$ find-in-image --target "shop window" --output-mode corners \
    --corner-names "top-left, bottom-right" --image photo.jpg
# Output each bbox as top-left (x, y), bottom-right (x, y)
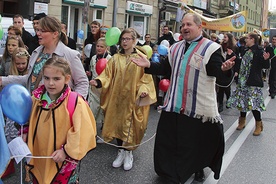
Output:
top-left (61, 6), bottom-right (69, 26)
top-left (133, 16), bottom-right (145, 39)
top-left (93, 9), bottom-right (103, 24)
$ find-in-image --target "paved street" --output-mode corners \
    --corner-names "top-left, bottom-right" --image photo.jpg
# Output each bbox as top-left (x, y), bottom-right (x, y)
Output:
top-left (2, 82), bottom-right (276, 184)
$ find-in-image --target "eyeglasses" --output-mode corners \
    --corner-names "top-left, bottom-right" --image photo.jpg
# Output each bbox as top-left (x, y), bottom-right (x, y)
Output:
top-left (35, 29), bottom-right (51, 33)
top-left (121, 37), bottom-right (133, 42)
top-left (32, 22), bottom-right (39, 25)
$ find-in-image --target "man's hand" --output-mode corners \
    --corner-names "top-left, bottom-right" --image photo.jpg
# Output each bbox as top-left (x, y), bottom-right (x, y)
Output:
top-left (221, 56), bottom-right (236, 71)
top-left (131, 53), bottom-right (151, 68)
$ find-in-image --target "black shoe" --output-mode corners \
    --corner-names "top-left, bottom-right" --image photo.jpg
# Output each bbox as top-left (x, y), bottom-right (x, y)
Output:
top-left (271, 95), bottom-right (275, 99)
top-left (194, 170), bottom-right (205, 182)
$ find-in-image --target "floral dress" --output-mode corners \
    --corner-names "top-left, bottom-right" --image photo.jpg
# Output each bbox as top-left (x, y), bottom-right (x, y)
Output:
top-left (227, 50), bottom-right (266, 112)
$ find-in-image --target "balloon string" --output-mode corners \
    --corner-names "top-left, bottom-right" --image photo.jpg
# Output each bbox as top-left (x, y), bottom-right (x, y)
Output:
top-left (215, 74), bottom-right (236, 88)
top-left (20, 125), bottom-right (23, 184)
top-left (95, 133), bottom-right (156, 149)
top-left (11, 155), bottom-right (78, 165)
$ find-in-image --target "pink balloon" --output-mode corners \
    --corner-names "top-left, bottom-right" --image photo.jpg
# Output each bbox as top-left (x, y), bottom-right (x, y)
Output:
top-left (96, 58), bottom-right (108, 75)
top-left (159, 79), bottom-right (170, 92)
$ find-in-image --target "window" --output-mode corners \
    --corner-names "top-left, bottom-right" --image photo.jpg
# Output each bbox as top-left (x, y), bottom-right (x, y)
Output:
top-left (61, 6), bottom-right (69, 25)
top-left (93, 9), bottom-right (103, 24)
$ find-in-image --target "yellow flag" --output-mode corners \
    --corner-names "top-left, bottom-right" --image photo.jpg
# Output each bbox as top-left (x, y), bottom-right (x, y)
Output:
top-left (183, 4), bottom-right (247, 32)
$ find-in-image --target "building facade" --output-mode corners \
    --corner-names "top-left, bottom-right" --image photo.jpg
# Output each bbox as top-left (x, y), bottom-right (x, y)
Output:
top-left (0, 0), bottom-right (271, 43)
top-left (47, 0), bottom-right (160, 44)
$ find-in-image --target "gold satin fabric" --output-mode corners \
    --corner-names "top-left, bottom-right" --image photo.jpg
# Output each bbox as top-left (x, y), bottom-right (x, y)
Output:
top-left (96, 51), bottom-right (156, 150)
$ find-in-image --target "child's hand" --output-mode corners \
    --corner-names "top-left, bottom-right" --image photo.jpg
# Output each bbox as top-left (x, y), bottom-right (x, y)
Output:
top-left (90, 80), bottom-right (98, 86)
top-left (22, 133), bottom-right (27, 142)
top-left (140, 92), bottom-right (148, 98)
top-left (86, 71), bottom-right (92, 77)
top-left (52, 149), bottom-right (66, 163)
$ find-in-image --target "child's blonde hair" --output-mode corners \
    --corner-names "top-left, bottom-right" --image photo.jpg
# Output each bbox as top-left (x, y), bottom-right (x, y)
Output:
top-left (10, 47), bottom-right (30, 75)
top-left (42, 56), bottom-right (72, 77)
top-left (97, 37), bottom-right (108, 48)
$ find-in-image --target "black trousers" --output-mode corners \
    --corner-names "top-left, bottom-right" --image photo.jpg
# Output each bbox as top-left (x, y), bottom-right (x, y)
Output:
top-left (217, 86), bottom-right (231, 105)
top-left (269, 67), bottom-right (276, 96)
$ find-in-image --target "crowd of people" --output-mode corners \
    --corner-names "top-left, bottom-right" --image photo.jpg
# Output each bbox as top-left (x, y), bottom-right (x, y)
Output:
top-left (0, 12), bottom-right (275, 184)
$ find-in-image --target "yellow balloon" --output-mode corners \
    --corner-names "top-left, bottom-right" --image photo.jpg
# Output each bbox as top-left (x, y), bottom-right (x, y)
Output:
top-left (142, 45), bottom-right (153, 59)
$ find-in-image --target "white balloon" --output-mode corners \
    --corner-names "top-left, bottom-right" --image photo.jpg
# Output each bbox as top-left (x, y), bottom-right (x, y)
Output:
top-left (160, 40), bottom-right (170, 48)
top-left (173, 33), bottom-right (181, 41)
top-left (84, 44), bottom-right (92, 58)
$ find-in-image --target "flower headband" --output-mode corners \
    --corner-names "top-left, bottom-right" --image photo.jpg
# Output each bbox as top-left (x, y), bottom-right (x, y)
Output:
top-left (16, 51), bottom-right (30, 57)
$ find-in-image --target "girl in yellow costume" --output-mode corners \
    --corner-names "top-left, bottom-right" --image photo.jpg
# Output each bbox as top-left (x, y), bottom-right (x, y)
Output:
top-left (26, 57), bottom-right (96, 183)
top-left (90, 28), bottom-right (156, 171)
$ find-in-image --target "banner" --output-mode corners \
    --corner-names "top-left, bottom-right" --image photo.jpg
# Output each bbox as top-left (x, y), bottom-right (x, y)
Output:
top-left (181, 3), bottom-right (247, 32)
top-left (262, 28), bottom-right (269, 38)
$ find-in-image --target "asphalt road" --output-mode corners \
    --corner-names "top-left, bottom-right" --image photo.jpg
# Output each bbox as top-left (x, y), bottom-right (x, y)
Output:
top-left (2, 82), bottom-right (276, 184)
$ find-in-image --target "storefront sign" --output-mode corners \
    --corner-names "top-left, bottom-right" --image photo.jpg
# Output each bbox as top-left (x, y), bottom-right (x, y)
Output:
top-left (34, 2), bottom-right (48, 14)
top-left (63, 0), bottom-right (107, 8)
top-left (126, 1), bottom-right (153, 15)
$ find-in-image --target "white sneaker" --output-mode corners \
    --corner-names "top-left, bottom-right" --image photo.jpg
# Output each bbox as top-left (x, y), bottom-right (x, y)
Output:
top-left (112, 149), bottom-right (125, 168)
top-left (123, 150), bottom-right (133, 171)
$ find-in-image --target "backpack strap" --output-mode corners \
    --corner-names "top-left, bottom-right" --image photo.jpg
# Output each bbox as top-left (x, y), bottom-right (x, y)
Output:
top-left (67, 91), bottom-right (78, 126)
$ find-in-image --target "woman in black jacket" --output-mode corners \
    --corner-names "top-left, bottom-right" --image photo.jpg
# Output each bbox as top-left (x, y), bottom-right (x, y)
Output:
top-left (217, 32), bottom-right (239, 112)
top-left (227, 32), bottom-right (270, 136)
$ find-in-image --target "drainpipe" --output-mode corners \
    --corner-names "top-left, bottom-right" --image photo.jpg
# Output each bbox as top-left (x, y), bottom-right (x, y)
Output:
top-left (112, 0), bottom-right (118, 27)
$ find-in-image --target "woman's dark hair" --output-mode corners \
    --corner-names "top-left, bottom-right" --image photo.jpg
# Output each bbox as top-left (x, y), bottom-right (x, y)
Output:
top-left (248, 32), bottom-right (261, 45)
top-left (221, 33), bottom-right (237, 52)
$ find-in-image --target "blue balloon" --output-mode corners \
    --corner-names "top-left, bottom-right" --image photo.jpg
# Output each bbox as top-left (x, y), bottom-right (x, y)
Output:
top-left (77, 30), bottom-right (84, 39)
top-left (0, 84), bottom-right (32, 125)
top-left (157, 45), bottom-right (168, 56)
top-left (151, 53), bottom-right (160, 62)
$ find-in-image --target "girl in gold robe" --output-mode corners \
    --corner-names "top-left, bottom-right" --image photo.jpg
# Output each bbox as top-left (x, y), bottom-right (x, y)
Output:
top-left (26, 57), bottom-right (97, 183)
top-left (90, 28), bottom-right (156, 171)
